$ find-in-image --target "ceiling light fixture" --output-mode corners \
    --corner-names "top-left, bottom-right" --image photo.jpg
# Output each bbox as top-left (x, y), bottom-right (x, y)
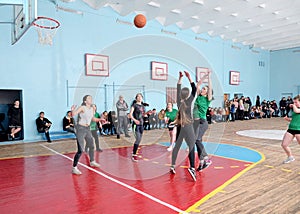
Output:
top-left (214, 7), bottom-right (221, 12)
top-left (191, 15), bottom-right (199, 20)
top-left (171, 9), bottom-right (181, 14)
top-left (258, 4), bottom-right (266, 8)
top-left (193, 0), bottom-right (204, 5)
top-left (148, 1), bottom-right (160, 8)
top-left (231, 13), bottom-right (238, 17)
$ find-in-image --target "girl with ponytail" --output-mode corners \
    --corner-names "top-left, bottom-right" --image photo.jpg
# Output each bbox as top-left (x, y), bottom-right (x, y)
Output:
top-left (170, 71), bottom-right (197, 181)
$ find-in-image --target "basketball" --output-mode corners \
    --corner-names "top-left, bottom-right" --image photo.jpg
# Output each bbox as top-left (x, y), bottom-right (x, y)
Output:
top-left (134, 14), bottom-right (146, 28)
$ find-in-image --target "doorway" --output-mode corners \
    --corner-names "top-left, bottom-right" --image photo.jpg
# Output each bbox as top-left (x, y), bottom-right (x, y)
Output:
top-left (0, 89), bottom-right (23, 141)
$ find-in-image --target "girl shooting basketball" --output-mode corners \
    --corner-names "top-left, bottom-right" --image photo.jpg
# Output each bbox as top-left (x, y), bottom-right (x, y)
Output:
top-left (170, 71), bottom-right (197, 181)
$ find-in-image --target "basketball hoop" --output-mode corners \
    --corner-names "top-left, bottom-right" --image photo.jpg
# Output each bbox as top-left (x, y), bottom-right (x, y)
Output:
top-left (32, 16), bottom-right (60, 45)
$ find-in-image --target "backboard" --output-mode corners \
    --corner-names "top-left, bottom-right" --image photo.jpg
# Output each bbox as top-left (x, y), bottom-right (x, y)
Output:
top-left (13, 0), bottom-right (37, 44)
top-left (0, 0), bottom-right (37, 44)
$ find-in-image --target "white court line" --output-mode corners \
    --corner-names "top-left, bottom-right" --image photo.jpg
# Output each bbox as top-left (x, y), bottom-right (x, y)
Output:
top-left (40, 144), bottom-right (187, 214)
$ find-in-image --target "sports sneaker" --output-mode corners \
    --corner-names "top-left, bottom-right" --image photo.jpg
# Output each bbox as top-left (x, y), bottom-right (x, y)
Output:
top-left (283, 156), bottom-right (295, 164)
top-left (187, 168), bottom-right (197, 181)
top-left (167, 146), bottom-right (173, 152)
top-left (170, 166), bottom-right (176, 174)
top-left (132, 154), bottom-right (138, 162)
top-left (90, 161), bottom-right (100, 167)
top-left (72, 167), bottom-right (82, 175)
top-left (197, 159), bottom-right (212, 171)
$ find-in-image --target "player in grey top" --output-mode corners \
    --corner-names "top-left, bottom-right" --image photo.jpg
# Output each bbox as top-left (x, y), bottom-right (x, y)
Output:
top-left (71, 95), bottom-right (102, 175)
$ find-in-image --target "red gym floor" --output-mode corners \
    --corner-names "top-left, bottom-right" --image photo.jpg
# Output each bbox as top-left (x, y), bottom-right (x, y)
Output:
top-left (0, 144), bottom-right (258, 213)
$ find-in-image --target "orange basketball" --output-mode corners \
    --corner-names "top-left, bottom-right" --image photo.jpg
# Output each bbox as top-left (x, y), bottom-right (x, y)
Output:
top-left (134, 14), bottom-right (146, 28)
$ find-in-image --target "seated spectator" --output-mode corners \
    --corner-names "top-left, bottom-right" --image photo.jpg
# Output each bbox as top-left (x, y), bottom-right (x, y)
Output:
top-left (270, 100), bottom-right (279, 117)
top-left (149, 108), bottom-right (158, 129)
top-left (108, 111), bottom-right (117, 135)
top-left (206, 107), bottom-right (213, 124)
top-left (249, 107), bottom-right (255, 119)
top-left (253, 106), bottom-right (263, 119)
top-left (215, 107), bottom-right (223, 122)
top-left (99, 111), bottom-right (110, 135)
top-left (63, 111), bottom-right (75, 133)
top-left (158, 109), bottom-right (166, 129)
top-left (36, 111), bottom-right (52, 142)
top-left (143, 113), bottom-right (150, 130)
top-left (8, 99), bottom-right (23, 140)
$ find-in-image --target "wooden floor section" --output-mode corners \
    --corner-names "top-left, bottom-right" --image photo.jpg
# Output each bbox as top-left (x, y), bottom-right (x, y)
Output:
top-left (1, 117), bottom-right (300, 213)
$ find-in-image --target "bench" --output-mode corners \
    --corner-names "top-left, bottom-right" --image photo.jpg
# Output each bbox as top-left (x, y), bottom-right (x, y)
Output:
top-left (41, 131), bottom-right (75, 141)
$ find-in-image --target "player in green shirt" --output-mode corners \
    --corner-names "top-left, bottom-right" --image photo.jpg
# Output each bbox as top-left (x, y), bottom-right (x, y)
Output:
top-left (193, 70), bottom-right (213, 171)
top-left (85, 104), bottom-right (103, 152)
top-left (281, 94), bottom-right (300, 164)
top-left (165, 102), bottom-right (178, 151)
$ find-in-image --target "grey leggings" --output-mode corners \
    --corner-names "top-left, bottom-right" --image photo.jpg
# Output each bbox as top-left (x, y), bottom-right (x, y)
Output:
top-left (193, 118), bottom-right (208, 160)
top-left (73, 125), bottom-right (95, 167)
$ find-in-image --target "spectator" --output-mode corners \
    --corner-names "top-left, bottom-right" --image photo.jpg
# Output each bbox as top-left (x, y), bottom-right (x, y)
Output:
top-left (8, 99), bottom-right (22, 140)
top-left (99, 111), bottom-right (110, 135)
top-left (116, 95), bottom-right (130, 138)
top-left (63, 111), bottom-right (75, 133)
top-left (286, 96), bottom-right (293, 117)
top-left (279, 97), bottom-right (287, 117)
top-left (36, 111), bottom-right (52, 143)
top-left (149, 108), bottom-right (158, 129)
top-left (158, 109), bottom-right (166, 129)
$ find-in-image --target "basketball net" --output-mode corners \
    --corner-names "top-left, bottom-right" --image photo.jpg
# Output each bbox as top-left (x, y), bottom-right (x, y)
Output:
top-left (33, 17), bottom-right (60, 46)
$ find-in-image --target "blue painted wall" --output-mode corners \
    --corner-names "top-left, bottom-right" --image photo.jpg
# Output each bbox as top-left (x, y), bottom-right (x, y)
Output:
top-left (270, 48), bottom-right (300, 101)
top-left (0, 1), bottom-right (296, 142)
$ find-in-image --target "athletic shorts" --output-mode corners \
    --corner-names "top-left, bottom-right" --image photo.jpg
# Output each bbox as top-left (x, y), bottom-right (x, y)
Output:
top-left (287, 129), bottom-right (300, 135)
top-left (168, 124), bottom-right (176, 131)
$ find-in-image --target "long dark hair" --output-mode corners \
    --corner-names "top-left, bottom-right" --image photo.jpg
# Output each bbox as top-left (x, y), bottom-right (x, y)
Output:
top-left (175, 87), bottom-right (192, 126)
top-left (81, 95), bottom-right (90, 106)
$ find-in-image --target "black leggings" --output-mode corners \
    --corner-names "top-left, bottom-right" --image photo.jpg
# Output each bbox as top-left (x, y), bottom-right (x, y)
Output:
top-left (132, 124), bottom-right (144, 154)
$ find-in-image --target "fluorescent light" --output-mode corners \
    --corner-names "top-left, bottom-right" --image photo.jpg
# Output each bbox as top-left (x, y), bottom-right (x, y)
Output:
top-left (214, 7), bottom-right (221, 12)
top-left (193, 0), bottom-right (204, 5)
top-left (148, 1), bottom-right (160, 8)
top-left (171, 9), bottom-right (181, 14)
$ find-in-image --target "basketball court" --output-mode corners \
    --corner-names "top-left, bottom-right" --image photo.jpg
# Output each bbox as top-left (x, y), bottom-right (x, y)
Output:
top-left (1, 139), bottom-right (263, 214)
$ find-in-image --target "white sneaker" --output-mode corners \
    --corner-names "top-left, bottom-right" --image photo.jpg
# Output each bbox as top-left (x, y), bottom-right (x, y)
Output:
top-left (90, 161), bottom-right (100, 167)
top-left (167, 143), bottom-right (174, 151)
top-left (72, 167), bottom-right (82, 175)
top-left (283, 156), bottom-right (295, 164)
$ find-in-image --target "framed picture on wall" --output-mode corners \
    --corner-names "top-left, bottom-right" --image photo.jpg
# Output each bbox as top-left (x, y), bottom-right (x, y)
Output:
top-left (196, 67), bottom-right (209, 83)
top-left (230, 71), bottom-right (240, 85)
top-left (151, 61), bottom-right (168, 81)
top-left (85, 54), bottom-right (109, 76)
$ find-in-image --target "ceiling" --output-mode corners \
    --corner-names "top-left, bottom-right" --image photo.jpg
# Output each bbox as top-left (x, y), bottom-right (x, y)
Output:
top-left (70, 0), bottom-right (300, 51)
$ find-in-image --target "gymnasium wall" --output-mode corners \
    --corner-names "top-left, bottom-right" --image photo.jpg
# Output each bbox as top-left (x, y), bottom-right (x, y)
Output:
top-left (270, 48), bottom-right (300, 101)
top-left (0, 1), bottom-right (296, 142)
